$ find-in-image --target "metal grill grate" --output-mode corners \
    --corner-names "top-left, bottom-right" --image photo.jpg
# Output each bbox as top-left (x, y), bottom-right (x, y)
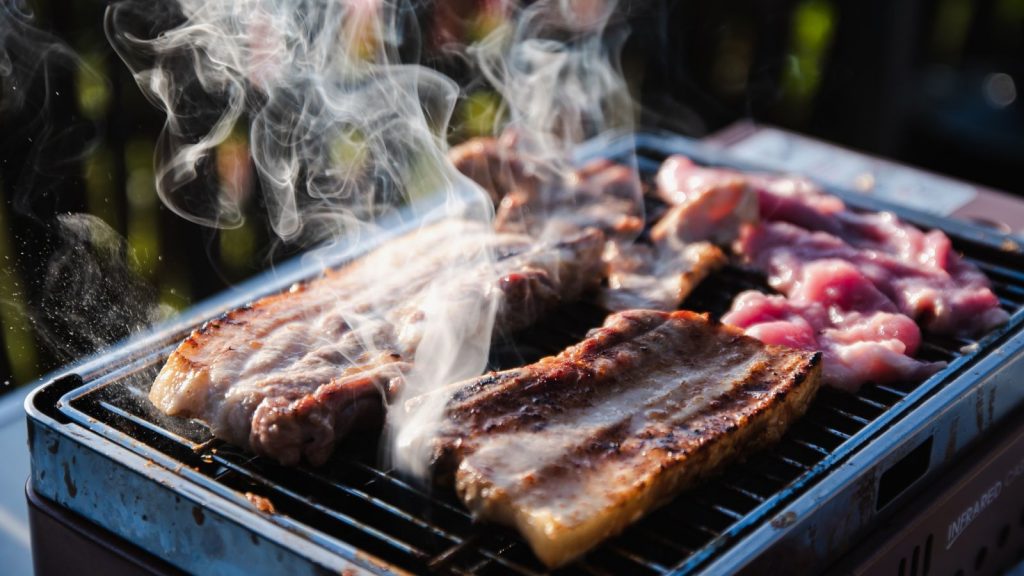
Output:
top-left (60, 145), bottom-right (1024, 575)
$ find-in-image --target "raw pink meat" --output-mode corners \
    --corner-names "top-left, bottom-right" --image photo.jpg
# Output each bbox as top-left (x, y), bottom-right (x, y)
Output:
top-left (658, 154), bottom-right (1008, 390)
top-left (738, 222), bottom-right (1008, 336)
top-left (656, 154), bottom-right (1008, 337)
top-left (722, 261), bottom-right (944, 391)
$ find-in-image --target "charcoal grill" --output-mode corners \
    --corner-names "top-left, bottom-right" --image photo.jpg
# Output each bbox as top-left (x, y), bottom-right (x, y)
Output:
top-left (24, 133), bottom-right (1024, 575)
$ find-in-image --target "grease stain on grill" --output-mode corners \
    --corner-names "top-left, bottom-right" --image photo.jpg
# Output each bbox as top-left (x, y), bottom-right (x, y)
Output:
top-left (945, 416), bottom-right (960, 460)
top-left (246, 492), bottom-right (277, 514)
top-left (770, 511), bottom-right (797, 529)
top-left (976, 391), bottom-right (987, 432)
top-left (62, 462), bottom-right (77, 498)
top-left (192, 506), bottom-right (205, 526)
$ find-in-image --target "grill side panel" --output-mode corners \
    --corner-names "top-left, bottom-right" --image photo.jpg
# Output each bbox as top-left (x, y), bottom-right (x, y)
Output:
top-left (26, 392), bottom-right (382, 576)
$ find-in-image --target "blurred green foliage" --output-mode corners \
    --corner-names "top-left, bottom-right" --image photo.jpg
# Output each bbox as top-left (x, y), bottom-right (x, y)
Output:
top-left (0, 193), bottom-right (38, 387)
top-left (4, 0), bottom-right (1022, 391)
top-left (781, 0), bottom-right (836, 119)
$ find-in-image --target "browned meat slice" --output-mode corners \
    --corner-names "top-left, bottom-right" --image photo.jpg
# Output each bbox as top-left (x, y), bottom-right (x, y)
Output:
top-left (597, 158), bottom-right (737, 311)
top-left (653, 155), bottom-right (758, 246)
top-left (600, 240), bottom-right (725, 311)
top-left (449, 138), bottom-right (643, 241)
top-left (492, 158), bottom-right (644, 241)
top-left (449, 142), bottom-right (723, 312)
top-left (430, 310), bottom-right (822, 567)
top-left (448, 136), bottom-right (536, 205)
top-left (150, 220), bottom-right (604, 466)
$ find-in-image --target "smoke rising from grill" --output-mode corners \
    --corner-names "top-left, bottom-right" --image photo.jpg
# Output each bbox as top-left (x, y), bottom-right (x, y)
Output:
top-left (474, 0), bottom-right (635, 184)
top-left (105, 0), bottom-right (487, 244)
top-left (104, 0), bottom-right (638, 477)
top-left (2, 3), bottom-right (169, 377)
top-left (391, 0), bottom-right (640, 477)
top-left (106, 0), bottom-right (500, 474)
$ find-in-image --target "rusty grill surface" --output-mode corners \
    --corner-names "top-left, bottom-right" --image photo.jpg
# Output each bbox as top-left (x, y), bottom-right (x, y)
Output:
top-left (51, 139), bottom-right (1024, 575)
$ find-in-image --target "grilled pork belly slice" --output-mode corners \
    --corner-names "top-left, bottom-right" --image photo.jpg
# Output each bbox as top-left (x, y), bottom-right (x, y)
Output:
top-left (600, 240), bottom-right (725, 311)
top-left (151, 220), bottom-right (604, 466)
top-left (653, 155), bottom-right (758, 246)
top-left (494, 158), bottom-right (644, 241)
top-left (449, 137), bottom-right (644, 241)
top-left (431, 309), bottom-right (822, 567)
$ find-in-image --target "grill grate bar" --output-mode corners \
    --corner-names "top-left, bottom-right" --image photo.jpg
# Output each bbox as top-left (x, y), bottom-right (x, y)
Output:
top-left (685, 521), bottom-right (725, 540)
top-left (721, 483), bottom-right (768, 504)
top-left (708, 504), bottom-right (746, 521)
top-left (849, 395), bottom-right (894, 413)
top-left (966, 258), bottom-right (1024, 283)
top-left (992, 283), bottom-right (1024, 301)
top-left (461, 544), bottom-right (546, 576)
top-left (826, 406), bottom-right (873, 426)
top-left (789, 438), bottom-right (833, 457)
top-left (739, 466), bottom-right (790, 488)
top-left (326, 462), bottom-right (563, 574)
top-left (210, 455), bottom-right (437, 560)
top-left (291, 468), bottom-right (466, 544)
top-left (346, 461), bottom-right (474, 519)
top-left (869, 383), bottom-right (910, 398)
top-left (998, 296), bottom-right (1020, 309)
top-left (690, 495), bottom-right (747, 522)
top-left (810, 422), bottom-right (852, 440)
top-left (917, 342), bottom-right (959, 360)
top-left (96, 399), bottom-right (200, 448)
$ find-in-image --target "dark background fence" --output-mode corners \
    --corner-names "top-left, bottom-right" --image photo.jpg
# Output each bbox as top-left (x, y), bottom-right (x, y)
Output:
top-left (1, 0), bottom-right (1022, 391)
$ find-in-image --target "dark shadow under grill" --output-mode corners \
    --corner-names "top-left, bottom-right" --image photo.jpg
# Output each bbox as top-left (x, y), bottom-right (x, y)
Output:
top-left (62, 145), bottom-right (1024, 575)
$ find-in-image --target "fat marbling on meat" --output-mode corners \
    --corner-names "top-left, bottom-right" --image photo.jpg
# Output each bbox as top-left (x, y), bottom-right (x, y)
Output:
top-left (150, 219), bottom-right (605, 466)
top-left (429, 309), bottom-right (822, 567)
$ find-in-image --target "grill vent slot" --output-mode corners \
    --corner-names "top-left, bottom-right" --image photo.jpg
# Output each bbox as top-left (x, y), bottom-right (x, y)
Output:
top-left (877, 437), bottom-right (934, 511)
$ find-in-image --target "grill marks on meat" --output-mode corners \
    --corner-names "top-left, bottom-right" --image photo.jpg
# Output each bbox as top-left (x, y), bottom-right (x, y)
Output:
top-left (431, 310), bottom-right (822, 568)
top-left (150, 220), bottom-right (604, 466)
top-left (451, 138), bottom-right (725, 314)
top-left (657, 155), bottom-right (1008, 390)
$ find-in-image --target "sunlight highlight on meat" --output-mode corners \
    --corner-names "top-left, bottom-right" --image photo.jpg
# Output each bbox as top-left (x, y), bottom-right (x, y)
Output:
top-left (429, 310), bottom-right (821, 567)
